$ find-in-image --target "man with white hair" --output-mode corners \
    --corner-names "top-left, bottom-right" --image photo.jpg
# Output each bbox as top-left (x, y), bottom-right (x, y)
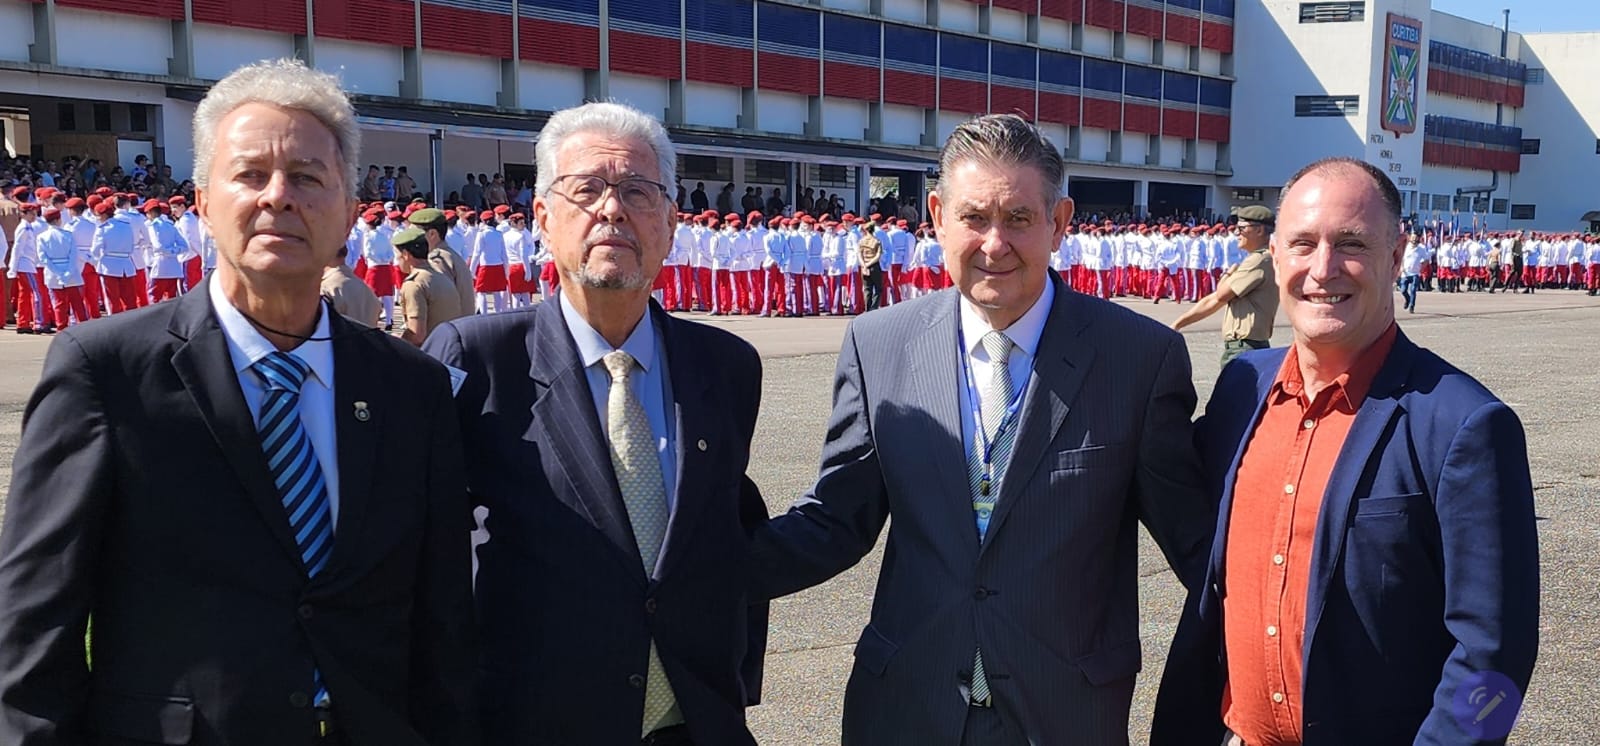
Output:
top-left (0, 59), bottom-right (477, 746)
top-left (423, 101), bottom-right (769, 746)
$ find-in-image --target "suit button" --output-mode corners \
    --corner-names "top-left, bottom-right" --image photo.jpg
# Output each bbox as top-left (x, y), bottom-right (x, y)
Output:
top-left (298, 604), bottom-right (314, 620)
top-left (974, 587), bottom-right (989, 600)
top-left (289, 691), bottom-right (310, 708)
top-left (644, 598), bottom-right (658, 614)
top-left (628, 674), bottom-right (645, 689)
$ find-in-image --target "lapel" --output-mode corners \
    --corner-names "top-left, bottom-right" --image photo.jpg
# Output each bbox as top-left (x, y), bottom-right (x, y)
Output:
top-left (323, 312), bottom-right (383, 583)
top-left (1302, 331), bottom-right (1415, 662)
top-left (1208, 350), bottom-right (1288, 586)
top-left (653, 304), bottom-right (716, 581)
top-left (904, 290), bottom-right (983, 554)
top-left (521, 299), bottom-right (644, 581)
top-left (166, 290), bottom-right (307, 571)
top-left (982, 277), bottom-right (1093, 552)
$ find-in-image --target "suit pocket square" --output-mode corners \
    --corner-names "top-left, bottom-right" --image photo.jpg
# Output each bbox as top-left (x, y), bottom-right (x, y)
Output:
top-left (1053, 444), bottom-right (1117, 472)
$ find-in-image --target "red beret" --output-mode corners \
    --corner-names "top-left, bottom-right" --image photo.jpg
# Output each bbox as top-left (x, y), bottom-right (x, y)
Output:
top-left (869, 213), bottom-right (882, 221)
top-left (362, 209), bottom-right (382, 222)
top-left (386, 210), bottom-right (403, 221)
top-left (93, 201), bottom-right (116, 217)
top-left (724, 212), bottom-right (740, 222)
top-left (9, 186), bottom-right (29, 201)
top-left (42, 207), bottom-right (61, 221)
top-left (493, 204), bottom-right (511, 215)
top-left (141, 199), bottom-right (166, 214)
top-left (767, 217), bottom-right (782, 228)
top-left (94, 187), bottom-right (115, 197)
top-left (168, 195), bottom-right (187, 205)
top-left (800, 215), bottom-right (815, 224)
top-left (64, 197), bottom-right (86, 209)
top-left (747, 210), bottom-right (763, 220)
top-left (896, 219), bottom-right (908, 228)
top-left (479, 210), bottom-right (494, 221)
top-left (509, 212), bottom-right (526, 221)
top-left (457, 205), bottom-right (473, 214)
top-left (35, 187), bottom-right (56, 200)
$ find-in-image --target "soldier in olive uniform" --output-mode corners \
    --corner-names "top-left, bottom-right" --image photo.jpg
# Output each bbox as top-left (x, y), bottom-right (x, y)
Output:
top-left (1172, 204), bottom-right (1280, 367)
top-left (393, 226), bottom-right (463, 347)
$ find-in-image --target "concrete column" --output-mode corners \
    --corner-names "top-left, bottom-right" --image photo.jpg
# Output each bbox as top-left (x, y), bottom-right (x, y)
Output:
top-left (731, 156), bottom-right (746, 204)
top-left (978, 4), bottom-right (991, 36)
top-left (499, 0), bottom-right (521, 108)
top-left (591, 0), bottom-right (611, 101)
top-left (1134, 179), bottom-right (1148, 219)
top-left (401, 0), bottom-right (422, 99)
top-left (867, 101), bottom-right (883, 141)
top-left (924, 0), bottom-right (938, 25)
top-left (294, 0), bottom-right (315, 66)
top-left (430, 130), bottom-right (445, 205)
top-left (30, 0), bottom-right (56, 65)
top-left (168, 0), bottom-right (195, 78)
top-left (856, 164), bottom-right (872, 216)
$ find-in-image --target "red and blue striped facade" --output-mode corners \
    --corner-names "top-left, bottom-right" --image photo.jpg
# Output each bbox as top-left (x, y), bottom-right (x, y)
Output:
top-left (64, 0), bottom-right (1232, 147)
top-left (1427, 41), bottom-right (1526, 108)
top-left (1422, 115), bottom-right (1522, 173)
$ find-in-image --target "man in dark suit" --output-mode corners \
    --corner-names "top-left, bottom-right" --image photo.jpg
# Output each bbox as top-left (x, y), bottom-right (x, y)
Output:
top-left (1152, 158), bottom-right (1539, 746)
top-left (423, 101), bottom-right (768, 746)
top-left (0, 59), bottom-right (476, 746)
top-left (748, 114), bottom-right (1214, 745)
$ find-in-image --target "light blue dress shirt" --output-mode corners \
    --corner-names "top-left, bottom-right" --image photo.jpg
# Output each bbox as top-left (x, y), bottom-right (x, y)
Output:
top-left (560, 294), bottom-right (680, 513)
top-left (210, 272), bottom-right (341, 526)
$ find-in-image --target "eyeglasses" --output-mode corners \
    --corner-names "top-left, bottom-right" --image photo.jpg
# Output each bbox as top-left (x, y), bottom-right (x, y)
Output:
top-left (547, 174), bottom-right (668, 211)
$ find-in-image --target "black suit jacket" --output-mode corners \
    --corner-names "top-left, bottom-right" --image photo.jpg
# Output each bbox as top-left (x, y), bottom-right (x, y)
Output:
top-left (423, 299), bottom-right (768, 746)
top-left (0, 290), bottom-right (477, 746)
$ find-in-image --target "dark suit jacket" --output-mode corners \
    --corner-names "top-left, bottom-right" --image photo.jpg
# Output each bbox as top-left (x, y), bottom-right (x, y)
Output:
top-left (0, 290), bottom-right (477, 746)
top-left (422, 298), bottom-right (768, 746)
top-left (749, 276), bottom-right (1214, 745)
top-left (1152, 330), bottom-right (1540, 745)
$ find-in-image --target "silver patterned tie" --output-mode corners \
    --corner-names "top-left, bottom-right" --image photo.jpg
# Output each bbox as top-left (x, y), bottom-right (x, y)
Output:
top-left (601, 350), bottom-right (683, 735)
top-left (968, 330), bottom-right (1016, 706)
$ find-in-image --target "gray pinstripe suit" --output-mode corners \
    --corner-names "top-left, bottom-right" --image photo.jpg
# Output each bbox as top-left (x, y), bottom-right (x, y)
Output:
top-left (750, 274), bottom-right (1215, 745)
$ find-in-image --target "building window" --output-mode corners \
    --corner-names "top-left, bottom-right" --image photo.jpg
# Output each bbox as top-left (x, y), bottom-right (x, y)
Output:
top-left (1520, 138), bottom-right (1541, 155)
top-left (93, 103), bottom-right (112, 132)
top-left (817, 164), bottom-right (849, 182)
top-left (130, 105), bottom-right (149, 133)
top-left (1294, 95), bottom-right (1360, 117)
top-left (1492, 198), bottom-right (1509, 214)
top-left (1431, 194), bottom-right (1451, 211)
top-left (1453, 195), bottom-right (1472, 212)
top-left (1525, 68), bottom-right (1545, 84)
top-left (678, 155), bottom-right (729, 182)
top-left (749, 159), bottom-right (789, 182)
top-left (1510, 204), bottom-right (1536, 220)
top-left (1299, 2), bottom-right (1365, 23)
top-left (57, 102), bottom-right (76, 131)
top-left (1472, 196), bottom-right (1490, 213)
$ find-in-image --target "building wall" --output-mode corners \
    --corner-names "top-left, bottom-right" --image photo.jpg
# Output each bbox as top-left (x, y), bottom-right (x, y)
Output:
top-left (1512, 32), bottom-right (1600, 229)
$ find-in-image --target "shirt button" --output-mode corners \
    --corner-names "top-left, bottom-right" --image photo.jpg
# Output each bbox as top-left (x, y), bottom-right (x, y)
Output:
top-left (1303, 418), bottom-right (1315, 429)
top-left (1283, 484), bottom-right (1295, 495)
top-left (1273, 554), bottom-right (1285, 565)
top-left (644, 598), bottom-right (657, 614)
top-left (1267, 625), bottom-right (1278, 637)
top-left (297, 604), bottom-right (314, 620)
top-left (1272, 692), bottom-right (1285, 704)
top-left (289, 691), bottom-right (310, 708)
top-left (628, 674), bottom-right (645, 689)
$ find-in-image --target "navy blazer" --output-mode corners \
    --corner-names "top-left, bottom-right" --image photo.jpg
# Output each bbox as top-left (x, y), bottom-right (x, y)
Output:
top-left (1152, 329), bottom-right (1540, 745)
top-left (423, 299), bottom-right (768, 746)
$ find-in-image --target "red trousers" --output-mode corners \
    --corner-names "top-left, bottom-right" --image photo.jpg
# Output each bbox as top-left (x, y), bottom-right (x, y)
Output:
top-left (14, 270), bottom-right (49, 330)
top-left (711, 269), bottom-right (733, 314)
top-left (50, 285), bottom-right (90, 328)
top-left (694, 267), bottom-right (712, 310)
top-left (1588, 263), bottom-right (1600, 290)
top-left (741, 269), bottom-right (762, 313)
top-left (100, 275), bottom-right (142, 314)
top-left (184, 256), bottom-right (203, 291)
top-left (887, 264), bottom-right (903, 305)
top-left (151, 278), bottom-right (182, 303)
top-left (134, 269), bottom-right (149, 307)
top-left (731, 269), bottom-right (752, 313)
top-left (763, 266), bottom-right (785, 315)
top-left (80, 264), bottom-right (103, 319)
top-left (1152, 269), bottom-right (1179, 300)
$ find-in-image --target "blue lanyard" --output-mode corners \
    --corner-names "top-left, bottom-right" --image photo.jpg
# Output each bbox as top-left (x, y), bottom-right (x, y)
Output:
top-left (957, 326), bottom-right (1026, 497)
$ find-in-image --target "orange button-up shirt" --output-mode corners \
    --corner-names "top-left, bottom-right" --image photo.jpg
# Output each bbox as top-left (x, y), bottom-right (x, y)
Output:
top-left (1220, 324), bottom-right (1397, 746)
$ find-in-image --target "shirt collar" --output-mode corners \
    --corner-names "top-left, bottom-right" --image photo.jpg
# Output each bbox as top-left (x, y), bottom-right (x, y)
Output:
top-left (558, 292), bottom-right (657, 374)
top-left (208, 270), bottom-right (335, 389)
top-left (958, 277), bottom-right (1055, 360)
top-left (1272, 322), bottom-right (1399, 411)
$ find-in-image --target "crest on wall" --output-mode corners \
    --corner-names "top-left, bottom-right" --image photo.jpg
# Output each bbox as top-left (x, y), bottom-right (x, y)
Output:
top-left (1382, 13), bottom-right (1424, 137)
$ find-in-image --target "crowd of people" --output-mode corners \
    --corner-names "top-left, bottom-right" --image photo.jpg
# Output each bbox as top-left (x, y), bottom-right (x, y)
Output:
top-left (1398, 230), bottom-right (1600, 312)
top-left (0, 58), bottom-right (1548, 746)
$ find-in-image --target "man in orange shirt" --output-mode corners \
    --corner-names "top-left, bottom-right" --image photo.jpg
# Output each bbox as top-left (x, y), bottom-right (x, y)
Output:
top-left (1153, 157), bottom-right (1539, 746)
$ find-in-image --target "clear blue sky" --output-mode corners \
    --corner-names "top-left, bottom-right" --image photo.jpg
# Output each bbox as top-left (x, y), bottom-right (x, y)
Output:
top-left (1431, 0), bottom-right (1596, 34)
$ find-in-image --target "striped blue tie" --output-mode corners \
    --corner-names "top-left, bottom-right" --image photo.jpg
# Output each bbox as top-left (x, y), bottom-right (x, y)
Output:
top-left (253, 351), bottom-right (333, 706)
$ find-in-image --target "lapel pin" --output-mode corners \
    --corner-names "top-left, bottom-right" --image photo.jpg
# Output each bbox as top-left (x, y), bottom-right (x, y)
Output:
top-left (354, 401), bottom-right (371, 422)
top-left (696, 439), bottom-right (708, 452)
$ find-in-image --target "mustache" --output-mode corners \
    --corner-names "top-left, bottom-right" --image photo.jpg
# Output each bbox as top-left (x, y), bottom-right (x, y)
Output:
top-left (582, 228), bottom-right (640, 257)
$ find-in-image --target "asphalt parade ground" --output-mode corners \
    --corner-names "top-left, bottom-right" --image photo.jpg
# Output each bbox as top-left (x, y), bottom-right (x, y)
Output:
top-left (0, 286), bottom-right (1595, 744)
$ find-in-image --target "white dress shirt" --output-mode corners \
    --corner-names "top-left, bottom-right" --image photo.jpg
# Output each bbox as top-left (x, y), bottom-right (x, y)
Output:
top-left (210, 272), bottom-right (341, 526)
top-left (560, 294), bottom-right (679, 514)
top-left (956, 278), bottom-right (1056, 473)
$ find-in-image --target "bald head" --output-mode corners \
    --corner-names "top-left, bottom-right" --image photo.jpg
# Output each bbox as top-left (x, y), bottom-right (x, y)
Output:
top-left (1281, 157), bottom-right (1403, 236)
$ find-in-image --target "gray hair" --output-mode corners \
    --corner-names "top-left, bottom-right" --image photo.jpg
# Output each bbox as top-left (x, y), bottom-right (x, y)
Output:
top-left (192, 58), bottom-right (362, 196)
top-left (936, 114), bottom-right (1066, 202)
top-left (535, 102), bottom-right (676, 198)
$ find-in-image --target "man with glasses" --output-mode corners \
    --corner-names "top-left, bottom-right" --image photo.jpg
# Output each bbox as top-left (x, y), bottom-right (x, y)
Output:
top-left (1172, 205), bottom-right (1280, 367)
top-left (423, 101), bottom-right (769, 745)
